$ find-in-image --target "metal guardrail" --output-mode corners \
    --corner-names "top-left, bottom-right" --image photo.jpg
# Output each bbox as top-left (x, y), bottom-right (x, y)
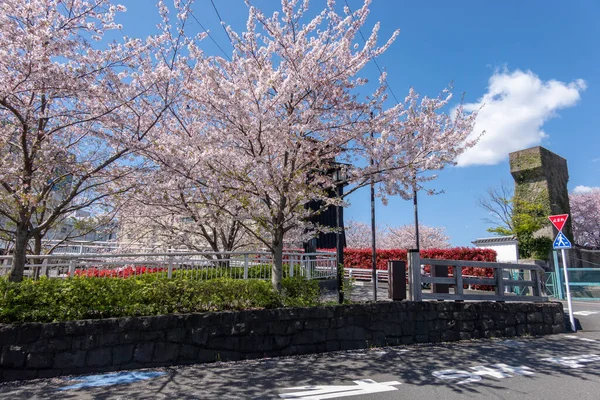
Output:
top-left (407, 252), bottom-right (547, 302)
top-left (0, 251), bottom-right (337, 281)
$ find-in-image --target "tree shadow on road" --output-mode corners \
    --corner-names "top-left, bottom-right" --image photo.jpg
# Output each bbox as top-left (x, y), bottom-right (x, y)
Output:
top-left (2, 332), bottom-right (600, 399)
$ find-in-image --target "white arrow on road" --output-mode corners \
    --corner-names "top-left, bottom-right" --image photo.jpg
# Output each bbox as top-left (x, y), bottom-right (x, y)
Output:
top-left (279, 379), bottom-right (401, 399)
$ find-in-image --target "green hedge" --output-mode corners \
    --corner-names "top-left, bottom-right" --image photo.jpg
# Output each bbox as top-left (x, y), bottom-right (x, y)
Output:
top-left (0, 276), bottom-right (321, 323)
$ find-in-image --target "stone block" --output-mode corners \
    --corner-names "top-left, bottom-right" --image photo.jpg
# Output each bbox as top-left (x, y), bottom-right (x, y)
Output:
top-left (196, 349), bottom-right (219, 363)
top-left (231, 322), bottom-right (248, 336)
top-left (190, 328), bottom-right (209, 346)
top-left (121, 331), bottom-right (140, 343)
top-left (504, 327), bottom-right (516, 337)
top-left (415, 335), bottom-right (429, 343)
top-left (415, 324), bottom-right (429, 336)
top-left (41, 323), bottom-right (65, 339)
top-left (0, 326), bottom-right (16, 344)
top-left (117, 317), bottom-right (137, 331)
top-left (98, 333), bottom-right (121, 347)
top-left (153, 342), bottom-right (180, 363)
top-left (428, 332), bottom-right (441, 343)
top-left (72, 335), bottom-right (98, 350)
top-left (113, 344), bottom-right (135, 365)
top-left (459, 321), bottom-right (475, 332)
top-left (167, 328), bottom-right (187, 343)
top-left (553, 312), bottom-right (564, 325)
top-left (527, 312), bottom-right (543, 324)
top-left (482, 319), bottom-right (495, 330)
top-left (505, 314), bottom-right (517, 326)
top-left (1, 369), bottom-right (38, 381)
top-left (459, 332), bottom-right (472, 340)
top-left (16, 324), bottom-right (42, 344)
top-left (26, 352), bottom-right (53, 369)
top-left (441, 330), bottom-right (459, 342)
top-left (401, 320), bottom-right (415, 336)
top-left (86, 348), bottom-right (112, 367)
top-left (1, 345), bottom-right (26, 368)
top-left (273, 335), bottom-right (291, 349)
top-left (133, 343), bottom-right (155, 364)
top-left (304, 319), bottom-right (330, 330)
top-left (180, 344), bottom-right (199, 360)
top-left (401, 336), bottom-right (414, 345)
top-left (37, 369), bottom-right (63, 379)
top-left (53, 350), bottom-right (86, 369)
top-left (141, 330), bottom-right (165, 341)
top-left (65, 320), bottom-right (88, 336)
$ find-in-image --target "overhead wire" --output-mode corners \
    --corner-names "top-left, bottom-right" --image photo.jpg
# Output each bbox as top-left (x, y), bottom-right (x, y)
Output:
top-left (189, 11), bottom-right (231, 61)
top-left (209, 0), bottom-right (235, 45)
top-left (343, 0), bottom-right (400, 105)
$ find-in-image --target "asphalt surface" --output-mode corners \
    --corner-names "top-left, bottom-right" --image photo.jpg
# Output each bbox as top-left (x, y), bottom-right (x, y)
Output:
top-left (1, 299), bottom-right (599, 400)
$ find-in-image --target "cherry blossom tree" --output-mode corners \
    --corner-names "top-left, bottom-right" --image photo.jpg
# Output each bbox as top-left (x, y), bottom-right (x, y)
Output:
top-left (387, 224), bottom-right (451, 249)
top-left (345, 219), bottom-right (450, 249)
top-left (570, 189), bottom-right (600, 248)
top-left (151, 0), bottom-right (478, 291)
top-left (117, 169), bottom-right (256, 254)
top-left (0, 0), bottom-right (193, 281)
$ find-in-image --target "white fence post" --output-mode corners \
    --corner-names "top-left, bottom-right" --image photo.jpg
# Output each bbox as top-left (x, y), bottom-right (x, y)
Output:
top-left (243, 254), bottom-right (249, 279)
top-left (289, 255), bottom-right (295, 278)
top-left (41, 258), bottom-right (48, 278)
top-left (68, 259), bottom-right (76, 277)
top-left (407, 249), bottom-right (422, 301)
top-left (167, 255), bottom-right (174, 279)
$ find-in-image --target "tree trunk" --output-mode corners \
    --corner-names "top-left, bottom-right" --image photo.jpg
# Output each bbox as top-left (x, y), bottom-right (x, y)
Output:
top-left (271, 231), bottom-right (284, 293)
top-left (32, 233), bottom-right (43, 280)
top-left (9, 226), bottom-right (30, 282)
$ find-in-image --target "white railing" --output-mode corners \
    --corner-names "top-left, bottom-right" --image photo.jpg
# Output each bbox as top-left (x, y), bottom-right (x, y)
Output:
top-left (0, 251), bottom-right (336, 281)
top-left (407, 251), bottom-right (547, 302)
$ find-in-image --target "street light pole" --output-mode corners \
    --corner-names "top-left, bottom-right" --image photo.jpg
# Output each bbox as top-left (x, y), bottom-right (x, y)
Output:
top-left (413, 172), bottom-right (420, 251)
top-left (335, 168), bottom-right (345, 304)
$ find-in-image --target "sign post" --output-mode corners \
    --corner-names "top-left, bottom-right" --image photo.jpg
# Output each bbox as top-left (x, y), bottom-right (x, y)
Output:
top-left (549, 214), bottom-right (576, 332)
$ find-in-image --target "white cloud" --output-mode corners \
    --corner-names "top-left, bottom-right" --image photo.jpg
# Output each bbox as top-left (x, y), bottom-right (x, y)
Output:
top-left (456, 69), bottom-right (586, 167)
top-left (573, 185), bottom-right (598, 194)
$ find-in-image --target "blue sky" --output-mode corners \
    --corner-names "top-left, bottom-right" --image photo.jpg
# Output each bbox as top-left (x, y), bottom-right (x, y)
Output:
top-left (117, 0), bottom-right (599, 246)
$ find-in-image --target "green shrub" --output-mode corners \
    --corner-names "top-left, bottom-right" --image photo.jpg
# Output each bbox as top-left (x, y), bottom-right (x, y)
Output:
top-left (0, 275), bottom-right (321, 323)
top-left (280, 276), bottom-right (321, 307)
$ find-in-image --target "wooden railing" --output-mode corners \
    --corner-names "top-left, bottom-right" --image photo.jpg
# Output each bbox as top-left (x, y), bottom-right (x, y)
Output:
top-left (407, 250), bottom-right (547, 302)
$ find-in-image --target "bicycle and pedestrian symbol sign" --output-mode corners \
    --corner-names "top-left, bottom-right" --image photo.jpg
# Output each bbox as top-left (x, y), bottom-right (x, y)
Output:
top-left (548, 214), bottom-right (571, 249)
top-left (553, 231), bottom-right (572, 249)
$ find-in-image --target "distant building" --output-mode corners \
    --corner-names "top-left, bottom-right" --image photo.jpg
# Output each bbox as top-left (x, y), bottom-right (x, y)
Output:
top-left (471, 236), bottom-right (519, 263)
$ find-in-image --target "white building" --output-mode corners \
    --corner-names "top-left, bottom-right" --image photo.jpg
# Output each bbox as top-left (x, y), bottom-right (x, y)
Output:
top-left (471, 236), bottom-right (519, 263)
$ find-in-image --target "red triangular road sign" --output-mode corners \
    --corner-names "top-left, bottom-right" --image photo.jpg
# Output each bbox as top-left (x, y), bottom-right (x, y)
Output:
top-left (548, 214), bottom-right (569, 231)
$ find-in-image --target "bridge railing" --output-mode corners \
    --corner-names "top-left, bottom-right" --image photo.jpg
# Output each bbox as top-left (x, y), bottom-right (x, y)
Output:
top-left (408, 251), bottom-right (547, 302)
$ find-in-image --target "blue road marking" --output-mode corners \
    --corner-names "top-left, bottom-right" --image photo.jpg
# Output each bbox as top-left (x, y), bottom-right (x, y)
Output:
top-left (59, 371), bottom-right (166, 390)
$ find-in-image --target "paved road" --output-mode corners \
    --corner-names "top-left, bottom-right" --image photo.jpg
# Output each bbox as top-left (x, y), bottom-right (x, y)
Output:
top-left (1, 300), bottom-right (599, 400)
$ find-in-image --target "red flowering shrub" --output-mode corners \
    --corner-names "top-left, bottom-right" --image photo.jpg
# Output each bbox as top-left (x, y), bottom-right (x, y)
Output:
top-left (74, 265), bottom-right (168, 278)
top-left (321, 247), bottom-right (498, 290)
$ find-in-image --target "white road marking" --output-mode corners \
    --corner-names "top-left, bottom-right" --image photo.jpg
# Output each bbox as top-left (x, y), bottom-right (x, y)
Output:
top-left (573, 311), bottom-right (599, 316)
top-left (501, 340), bottom-right (527, 347)
top-left (432, 370), bottom-right (482, 384)
top-left (492, 364), bottom-right (535, 376)
top-left (279, 379), bottom-right (401, 399)
top-left (433, 364), bottom-right (535, 384)
top-left (564, 335), bottom-right (597, 342)
top-left (542, 354), bottom-right (600, 368)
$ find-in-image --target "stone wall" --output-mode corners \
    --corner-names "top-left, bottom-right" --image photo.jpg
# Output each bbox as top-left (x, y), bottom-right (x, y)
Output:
top-left (0, 301), bottom-right (565, 382)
